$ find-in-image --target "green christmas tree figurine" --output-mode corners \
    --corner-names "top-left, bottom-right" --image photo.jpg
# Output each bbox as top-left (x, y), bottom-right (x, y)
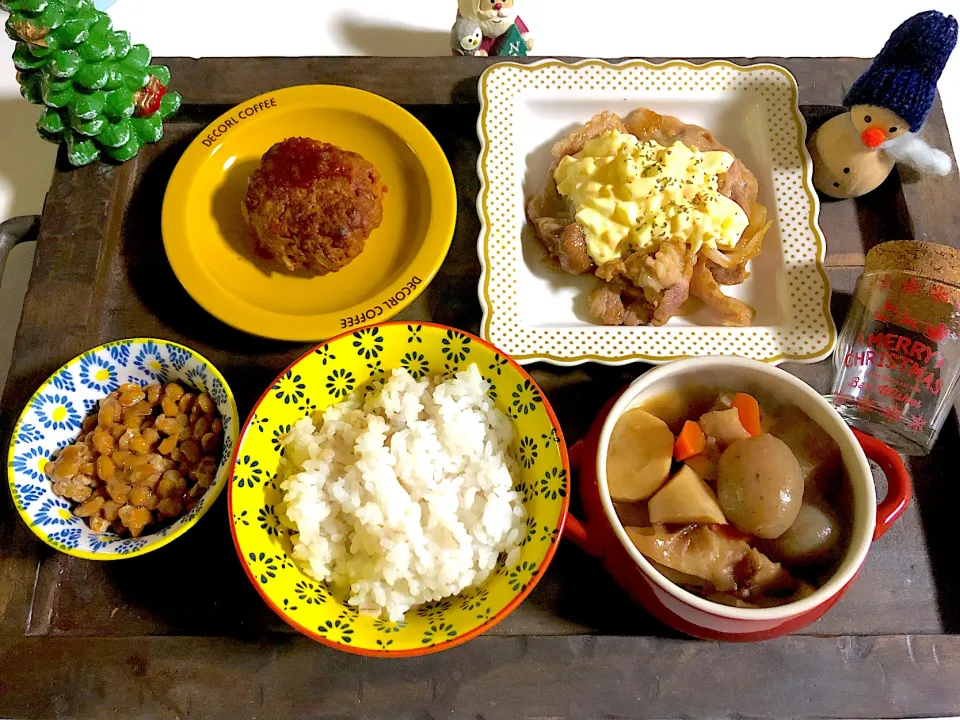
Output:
top-left (2, 0), bottom-right (182, 166)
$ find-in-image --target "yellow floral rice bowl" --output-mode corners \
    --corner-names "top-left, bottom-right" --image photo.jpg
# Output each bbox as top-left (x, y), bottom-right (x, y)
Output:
top-left (229, 322), bottom-right (569, 656)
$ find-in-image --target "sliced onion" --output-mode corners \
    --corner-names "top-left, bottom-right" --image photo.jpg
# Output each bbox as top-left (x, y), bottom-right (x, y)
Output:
top-left (702, 246), bottom-right (736, 268)
top-left (737, 203), bottom-right (770, 254)
top-left (727, 219), bottom-right (772, 266)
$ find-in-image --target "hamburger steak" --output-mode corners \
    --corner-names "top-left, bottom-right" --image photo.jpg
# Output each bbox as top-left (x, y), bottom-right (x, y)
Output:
top-left (242, 137), bottom-right (387, 274)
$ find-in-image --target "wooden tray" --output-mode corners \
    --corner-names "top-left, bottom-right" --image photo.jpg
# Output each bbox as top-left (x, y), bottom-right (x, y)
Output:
top-left (1, 57), bottom-right (959, 719)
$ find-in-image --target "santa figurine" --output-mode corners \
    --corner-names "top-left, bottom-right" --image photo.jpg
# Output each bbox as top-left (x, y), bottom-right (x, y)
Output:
top-left (453, 0), bottom-right (533, 57)
top-left (808, 10), bottom-right (957, 199)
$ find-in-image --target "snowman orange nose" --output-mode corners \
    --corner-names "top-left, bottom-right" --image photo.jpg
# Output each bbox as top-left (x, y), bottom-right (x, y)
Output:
top-left (861, 128), bottom-right (886, 148)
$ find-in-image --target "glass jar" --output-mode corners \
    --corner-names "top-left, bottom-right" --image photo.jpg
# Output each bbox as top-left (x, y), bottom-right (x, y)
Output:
top-left (827, 241), bottom-right (960, 455)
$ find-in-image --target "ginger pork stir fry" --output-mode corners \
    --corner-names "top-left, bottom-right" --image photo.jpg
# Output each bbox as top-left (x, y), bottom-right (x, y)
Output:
top-left (527, 109), bottom-right (772, 327)
top-left (608, 388), bottom-right (848, 608)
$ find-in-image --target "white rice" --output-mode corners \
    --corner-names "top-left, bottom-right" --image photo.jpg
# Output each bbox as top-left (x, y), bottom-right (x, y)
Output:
top-left (278, 363), bottom-right (525, 621)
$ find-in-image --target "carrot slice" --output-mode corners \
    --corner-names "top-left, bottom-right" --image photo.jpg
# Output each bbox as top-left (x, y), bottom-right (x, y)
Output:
top-left (673, 420), bottom-right (706, 461)
top-left (732, 393), bottom-right (761, 436)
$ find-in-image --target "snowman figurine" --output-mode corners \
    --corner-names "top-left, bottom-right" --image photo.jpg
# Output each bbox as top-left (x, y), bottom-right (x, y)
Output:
top-left (809, 10), bottom-right (957, 199)
top-left (453, 0), bottom-right (533, 57)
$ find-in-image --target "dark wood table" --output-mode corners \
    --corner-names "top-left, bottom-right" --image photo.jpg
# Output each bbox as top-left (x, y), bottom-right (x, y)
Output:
top-left (1, 57), bottom-right (959, 719)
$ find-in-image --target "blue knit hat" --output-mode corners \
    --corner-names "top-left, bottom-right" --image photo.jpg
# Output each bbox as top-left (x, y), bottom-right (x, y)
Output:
top-left (844, 10), bottom-right (958, 132)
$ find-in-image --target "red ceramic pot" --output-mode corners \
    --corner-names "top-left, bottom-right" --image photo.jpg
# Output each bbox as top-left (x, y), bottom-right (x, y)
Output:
top-left (564, 357), bottom-right (911, 641)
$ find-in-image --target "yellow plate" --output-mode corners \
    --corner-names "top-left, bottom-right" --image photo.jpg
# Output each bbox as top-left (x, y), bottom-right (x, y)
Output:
top-left (162, 85), bottom-right (456, 341)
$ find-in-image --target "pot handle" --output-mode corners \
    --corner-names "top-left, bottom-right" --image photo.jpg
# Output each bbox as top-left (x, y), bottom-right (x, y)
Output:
top-left (0, 215), bottom-right (39, 281)
top-left (563, 440), bottom-right (604, 558)
top-left (852, 428), bottom-right (912, 540)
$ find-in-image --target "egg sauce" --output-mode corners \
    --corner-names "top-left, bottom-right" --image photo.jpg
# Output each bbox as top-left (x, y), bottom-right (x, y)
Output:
top-left (554, 130), bottom-right (750, 266)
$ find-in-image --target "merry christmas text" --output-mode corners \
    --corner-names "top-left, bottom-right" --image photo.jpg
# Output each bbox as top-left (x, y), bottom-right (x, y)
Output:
top-left (843, 331), bottom-right (946, 395)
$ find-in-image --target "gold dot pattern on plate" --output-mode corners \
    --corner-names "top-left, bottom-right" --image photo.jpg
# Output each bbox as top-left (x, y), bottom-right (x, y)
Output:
top-left (476, 59), bottom-right (837, 366)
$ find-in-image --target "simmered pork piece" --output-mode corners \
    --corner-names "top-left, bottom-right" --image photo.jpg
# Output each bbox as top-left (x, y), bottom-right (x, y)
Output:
top-left (733, 547), bottom-right (798, 601)
top-left (698, 408), bottom-right (751, 447)
top-left (627, 524), bottom-right (750, 592)
top-left (626, 524), bottom-right (798, 598)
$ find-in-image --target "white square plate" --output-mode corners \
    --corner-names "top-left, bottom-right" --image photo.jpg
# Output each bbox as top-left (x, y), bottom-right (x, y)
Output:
top-left (476, 59), bottom-right (837, 365)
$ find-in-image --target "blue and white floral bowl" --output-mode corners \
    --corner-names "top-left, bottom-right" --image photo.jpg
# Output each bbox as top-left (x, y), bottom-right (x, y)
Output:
top-left (7, 338), bottom-right (239, 560)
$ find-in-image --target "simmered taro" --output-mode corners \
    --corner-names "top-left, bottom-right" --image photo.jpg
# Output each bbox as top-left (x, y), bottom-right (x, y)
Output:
top-left (717, 434), bottom-right (803, 538)
top-left (648, 465), bottom-right (726, 525)
top-left (760, 503), bottom-right (840, 565)
top-left (611, 387), bottom-right (849, 608)
top-left (44, 382), bottom-right (223, 537)
top-left (606, 408), bottom-right (674, 501)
